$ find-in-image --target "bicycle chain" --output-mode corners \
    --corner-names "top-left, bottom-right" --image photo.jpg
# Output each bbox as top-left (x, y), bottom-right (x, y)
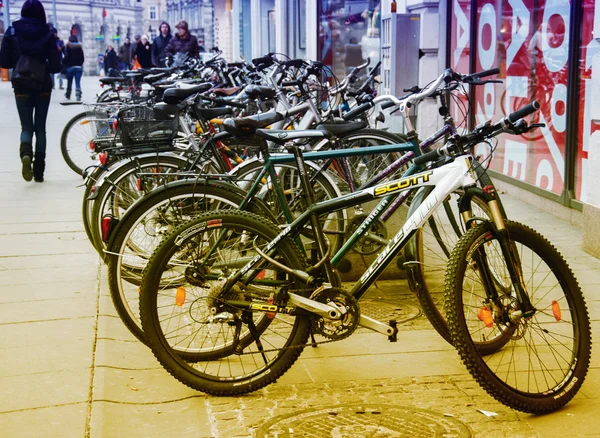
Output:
top-left (207, 287), bottom-right (355, 356)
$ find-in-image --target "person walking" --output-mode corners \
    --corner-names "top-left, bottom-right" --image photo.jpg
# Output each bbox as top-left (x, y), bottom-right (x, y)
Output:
top-left (118, 36), bottom-right (133, 69)
top-left (151, 22), bottom-right (171, 67)
top-left (63, 35), bottom-right (85, 100)
top-left (103, 45), bottom-right (119, 74)
top-left (134, 35), bottom-right (152, 68)
top-left (56, 33), bottom-right (65, 89)
top-left (0, 0), bottom-right (61, 182)
top-left (164, 20), bottom-right (199, 60)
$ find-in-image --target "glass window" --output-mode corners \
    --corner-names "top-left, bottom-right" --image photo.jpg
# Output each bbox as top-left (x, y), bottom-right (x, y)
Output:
top-left (459, 0), bottom-right (571, 196)
top-left (149, 6), bottom-right (157, 20)
top-left (318, 1), bottom-right (381, 81)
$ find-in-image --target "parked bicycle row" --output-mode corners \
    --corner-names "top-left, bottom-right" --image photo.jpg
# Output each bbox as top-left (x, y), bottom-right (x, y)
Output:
top-left (62, 52), bottom-right (591, 416)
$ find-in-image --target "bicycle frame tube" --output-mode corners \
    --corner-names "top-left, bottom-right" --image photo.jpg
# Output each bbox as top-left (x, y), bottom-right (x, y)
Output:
top-left (231, 156), bottom-right (477, 288)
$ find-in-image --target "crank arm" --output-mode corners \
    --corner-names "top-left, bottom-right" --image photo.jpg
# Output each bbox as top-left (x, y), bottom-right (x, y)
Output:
top-left (288, 293), bottom-right (342, 320)
top-left (358, 315), bottom-right (396, 336)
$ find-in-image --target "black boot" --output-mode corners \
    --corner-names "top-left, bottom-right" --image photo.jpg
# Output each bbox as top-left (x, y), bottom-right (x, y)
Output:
top-left (20, 143), bottom-right (33, 182)
top-left (33, 153), bottom-right (45, 182)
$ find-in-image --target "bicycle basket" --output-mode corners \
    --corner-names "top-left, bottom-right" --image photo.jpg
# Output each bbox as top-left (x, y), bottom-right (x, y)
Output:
top-left (117, 106), bottom-right (178, 146)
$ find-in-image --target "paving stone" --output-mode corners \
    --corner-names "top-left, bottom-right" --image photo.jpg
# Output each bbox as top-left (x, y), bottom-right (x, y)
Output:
top-left (0, 403), bottom-right (87, 438)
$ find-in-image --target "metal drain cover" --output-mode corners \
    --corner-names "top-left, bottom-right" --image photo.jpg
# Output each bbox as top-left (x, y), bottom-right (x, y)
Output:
top-left (254, 405), bottom-right (472, 437)
top-left (359, 299), bottom-right (421, 324)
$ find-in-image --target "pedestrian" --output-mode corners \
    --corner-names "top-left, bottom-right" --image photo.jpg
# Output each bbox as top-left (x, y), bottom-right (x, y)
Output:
top-left (0, 0), bottom-right (62, 182)
top-left (134, 35), bottom-right (152, 68)
top-left (198, 38), bottom-right (206, 53)
top-left (48, 26), bottom-right (63, 89)
top-left (63, 34), bottom-right (85, 100)
top-left (118, 36), bottom-right (133, 69)
top-left (103, 45), bottom-right (119, 74)
top-left (151, 22), bottom-right (172, 67)
top-left (164, 20), bottom-right (199, 60)
top-left (56, 33), bottom-right (65, 89)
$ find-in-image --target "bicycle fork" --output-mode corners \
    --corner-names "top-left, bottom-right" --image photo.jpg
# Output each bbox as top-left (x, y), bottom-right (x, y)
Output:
top-left (462, 186), bottom-right (536, 322)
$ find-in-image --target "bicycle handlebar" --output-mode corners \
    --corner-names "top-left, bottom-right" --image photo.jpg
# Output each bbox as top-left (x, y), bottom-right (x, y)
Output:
top-left (413, 100), bottom-right (541, 166)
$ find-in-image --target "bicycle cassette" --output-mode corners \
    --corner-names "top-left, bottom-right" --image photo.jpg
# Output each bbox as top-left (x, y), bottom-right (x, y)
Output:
top-left (346, 213), bottom-right (388, 255)
top-left (310, 286), bottom-right (359, 341)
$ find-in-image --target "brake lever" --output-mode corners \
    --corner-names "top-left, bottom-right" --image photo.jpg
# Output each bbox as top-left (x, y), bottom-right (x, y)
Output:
top-left (528, 123), bottom-right (546, 131)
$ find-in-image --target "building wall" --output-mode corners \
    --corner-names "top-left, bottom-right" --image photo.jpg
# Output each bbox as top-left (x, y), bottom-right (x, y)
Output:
top-left (5, 0), bottom-right (143, 74)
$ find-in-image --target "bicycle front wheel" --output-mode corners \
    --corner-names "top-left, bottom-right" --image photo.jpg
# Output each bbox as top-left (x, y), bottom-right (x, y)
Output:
top-left (445, 220), bottom-right (591, 414)
top-left (139, 210), bottom-right (311, 396)
top-left (61, 110), bottom-right (113, 175)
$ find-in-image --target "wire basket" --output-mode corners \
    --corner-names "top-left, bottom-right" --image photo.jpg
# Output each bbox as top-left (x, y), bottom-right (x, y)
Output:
top-left (117, 105), bottom-right (178, 146)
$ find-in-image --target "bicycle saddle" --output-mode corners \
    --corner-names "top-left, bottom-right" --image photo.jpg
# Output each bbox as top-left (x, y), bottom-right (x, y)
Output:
top-left (244, 85), bottom-right (277, 100)
top-left (315, 121), bottom-right (367, 137)
top-left (99, 77), bottom-right (127, 85)
top-left (222, 112), bottom-right (283, 137)
top-left (255, 129), bottom-right (329, 144)
top-left (212, 87), bottom-right (241, 97)
top-left (163, 83), bottom-right (212, 104)
top-left (153, 102), bottom-right (180, 120)
top-left (197, 107), bottom-right (233, 120)
top-left (143, 73), bottom-right (167, 84)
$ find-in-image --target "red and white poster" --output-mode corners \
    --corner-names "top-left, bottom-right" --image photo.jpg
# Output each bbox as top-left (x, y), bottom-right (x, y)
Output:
top-left (460, 0), bottom-right (597, 199)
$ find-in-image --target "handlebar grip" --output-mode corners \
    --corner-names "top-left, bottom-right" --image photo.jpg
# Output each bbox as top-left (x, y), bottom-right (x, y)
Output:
top-left (470, 68), bottom-right (500, 79)
top-left (251, 55), bottom-right (273, 66)
top-left (413, 149), bottom-right (443, 166)
top-left (380, 100), bottom-right (397, 110)
top-left (507, 100), bottom-right (540, 123)
top-left (283, 59), bottom-right (306, 68)
top-left (343, 102), bottom-right (373, 120)
top-left (282, 80), bottom-right (301, 87)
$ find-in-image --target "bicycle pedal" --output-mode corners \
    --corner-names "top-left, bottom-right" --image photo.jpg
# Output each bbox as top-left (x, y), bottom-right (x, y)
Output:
top-left (387, 320), bottom-right (398, 342)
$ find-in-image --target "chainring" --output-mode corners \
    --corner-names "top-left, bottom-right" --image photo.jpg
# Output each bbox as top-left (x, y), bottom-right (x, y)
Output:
top-left (346, 213), bottom-right (388, 255)
top-left (310, 286), bottom-right (360, 341)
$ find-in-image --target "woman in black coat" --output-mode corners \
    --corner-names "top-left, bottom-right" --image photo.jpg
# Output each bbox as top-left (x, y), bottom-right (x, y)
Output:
top-left (134, 35), bottom-right (152, 69)
top-left (0, 0), bottom-right (61, 182)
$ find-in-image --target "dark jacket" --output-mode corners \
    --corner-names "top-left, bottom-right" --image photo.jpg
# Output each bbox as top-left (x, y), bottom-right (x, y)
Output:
top-left (104, 48), bottom-right (119, 71)
top-left (164, 33), bottom-right (199, 59)
top-left (0, 18), bottom-right (61, 92)
top-left (118, 42), bottom-right (133, 64)
top-left (134, 41), bottom-right (152, 68)
top-left (63, 42), bottom-right (85, 68)
top-left (151, 34), bottom-right (171, 67)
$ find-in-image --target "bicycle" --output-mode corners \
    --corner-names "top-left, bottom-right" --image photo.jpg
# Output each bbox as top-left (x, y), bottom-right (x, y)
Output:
top-left (138, 99), bottom-right (589, 414)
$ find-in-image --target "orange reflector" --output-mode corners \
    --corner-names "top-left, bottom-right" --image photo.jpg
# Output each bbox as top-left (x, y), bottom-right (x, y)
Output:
top-left (256, 269), bottom-right (266, 279)
top-left (552, 300), bottom-right (562, 321)
top-left (176, 286), bottom-right (186, 306)
top-left (80, 120), bottom-right (92, 125)
top-left (477, 306), bottom-right (494, 328)
top-left (210, 118), bottom-right (224, 125)
top-left (98, 152), bottom-right (108, 165)
top-left (195, 121), bottom-right (204, 134)
top-left (89, 140), bottom-right (95, 151)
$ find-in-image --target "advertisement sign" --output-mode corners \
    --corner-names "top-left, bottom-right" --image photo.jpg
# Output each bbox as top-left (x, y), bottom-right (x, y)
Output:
top-left (450, 0), bottom-right (596, 199)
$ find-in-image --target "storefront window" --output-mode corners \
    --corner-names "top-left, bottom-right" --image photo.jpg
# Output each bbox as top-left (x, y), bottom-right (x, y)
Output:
top-left (452, 0), bottom-right (576, 197)
top-left (318, 1), bottom-right (381, 81)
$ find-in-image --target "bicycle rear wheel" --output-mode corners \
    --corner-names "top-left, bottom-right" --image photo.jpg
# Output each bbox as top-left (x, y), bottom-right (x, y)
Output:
top-left (106, 180), bottom-right (273, 344)
top-left (139, 210), bottom-right (311, 396)
top-left (445, 220), bottom-right (591, 414)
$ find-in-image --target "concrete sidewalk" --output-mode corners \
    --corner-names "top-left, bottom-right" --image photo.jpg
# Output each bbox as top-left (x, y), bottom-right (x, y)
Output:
top-left (0, 78), bottom-right (599, 437)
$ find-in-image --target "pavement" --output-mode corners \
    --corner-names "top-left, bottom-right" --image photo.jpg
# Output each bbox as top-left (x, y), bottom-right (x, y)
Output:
top-left (0, 76), bottom-right (599, 437)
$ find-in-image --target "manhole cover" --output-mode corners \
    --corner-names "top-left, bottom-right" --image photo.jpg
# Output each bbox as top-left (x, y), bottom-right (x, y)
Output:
top-left (254, 405), bottom-right (471, 437)
top-left (359, 299), bottom-right (421, 324)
